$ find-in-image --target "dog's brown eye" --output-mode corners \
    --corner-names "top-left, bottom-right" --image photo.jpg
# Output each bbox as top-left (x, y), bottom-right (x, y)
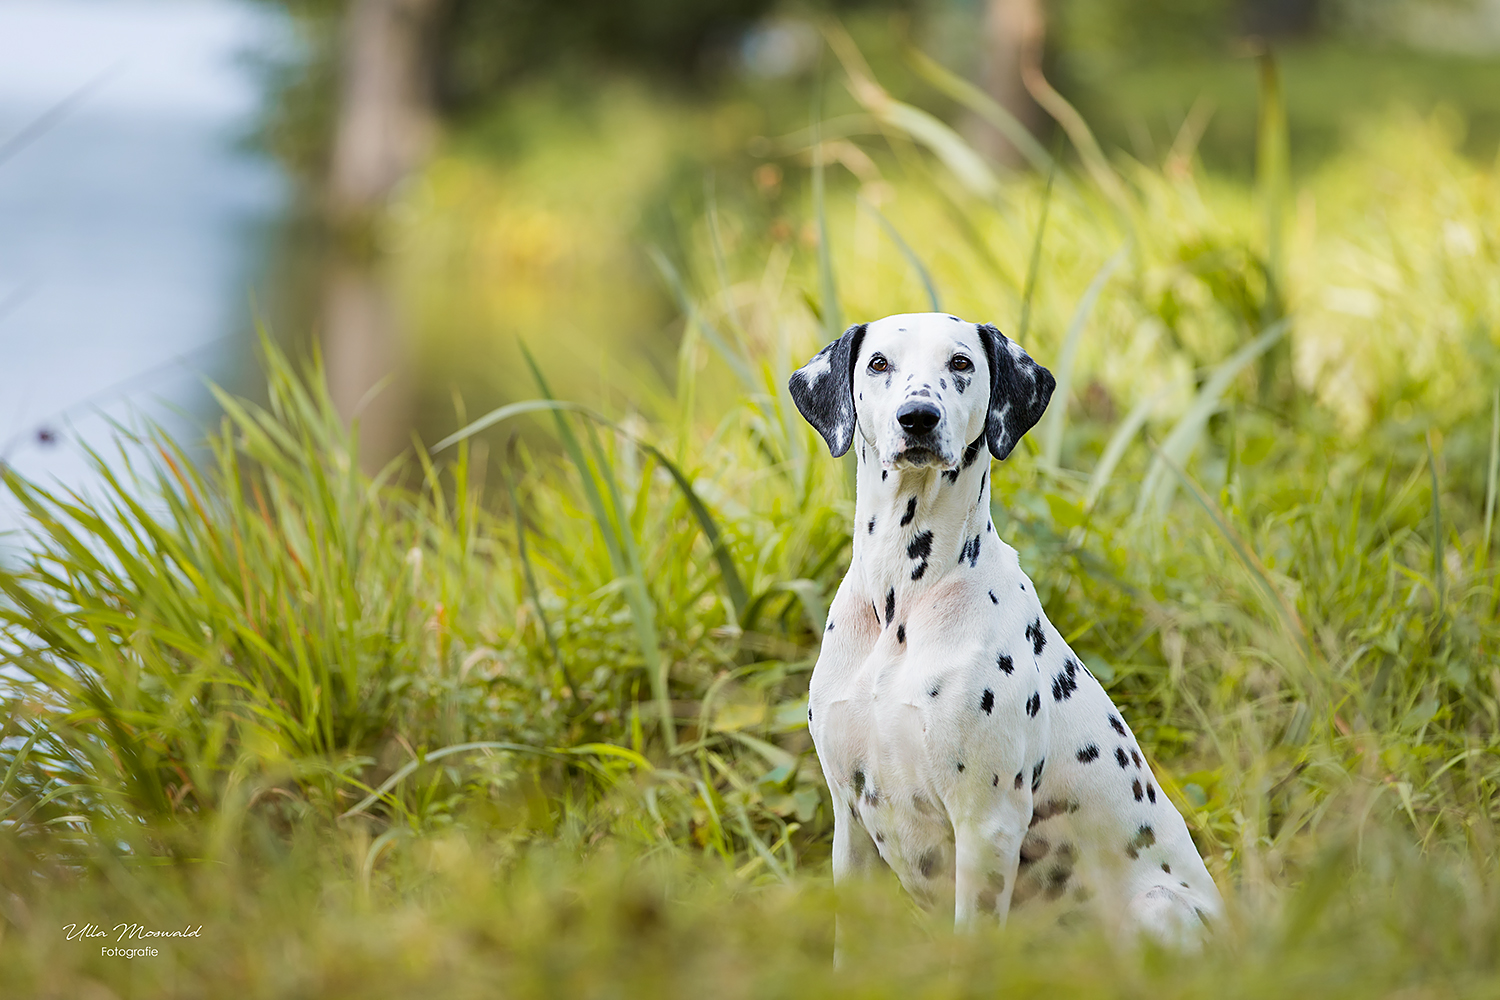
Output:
top-left (868, 354), bottom-right (889, 373)
top-left (951, 354), bottom-right (973, 372)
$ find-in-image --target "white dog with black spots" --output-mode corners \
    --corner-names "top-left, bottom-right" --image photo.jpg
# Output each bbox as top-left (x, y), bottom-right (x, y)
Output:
top-left (790, 312), bottom-right (1222, 948)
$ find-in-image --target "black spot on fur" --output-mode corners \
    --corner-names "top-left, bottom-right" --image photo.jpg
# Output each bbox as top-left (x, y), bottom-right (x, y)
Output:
top-left (853, 770), bottom-right (866, 796)
top-left (1031, 759), bottom-right (1045, 791)
top-left (1044, 866), bottom-right (1071, 901)
top-left (867, 517), bottom-right (876, 534)
top-left (997, 652), bottom-right (1014, 674)
top-left (941, 468), bottom-right (959, 484)
top-left (875, 831), bottom-right (884, 843)
top-left (1026, 691), bottom-right (1040, 717)
top-left (808, 706), bottom-right (812, 722)
top-left (978, 473), bottom-right (986, 503)
top-left (955, 375), bottom-right (969, 395)
top-left (1109, 714), bottom-right (1127, 737)
top-left (1195, 907), bottom-right (1210, 926)
top-left (1161, 862), bottom-right (1171, 874)
top-left (1020, 833), bottom-right (1048, 865)
top-left (882, 469), bottom-right (888, 481)
top-left (1116, 747), bottom-right (1130, 768)
top-left (1076, 744), bottom-right (1100, 763)
top-left (907, 530), bottom-right (933, 580)
top-left (1132, 779), bottom-right (1144, 802)
top-left (1131, 748), bottom-right (1142, 769)
top-left (959, 534), bottom-right (982, 568)
top-left (961, 436), bottom-right (983, 469)
top-left (1147, 783), bottom-right (1157, 804)
top-left (918, 849), bottom-right (941, 878)
top-left (1125, 824), bottom-right (1156, 859)
top-left (948, 314), bottom-right (961, 321)
top-left (939, 378), bottom-right (947, 390)
top-left (1014, 771), bottom-right (1024, 789)
top-left (980, 688), bottom-right (994, 714)
top-left (884, 588), bottom-right (895, 625)
top-left (896, 623), bottom-right (906, 644)
top-left (1028, 798), bottom-right (1078, 827)
top-left (929, 685), bottom-right (940, 698)
top-left (899, 495), bottom-right (917, 526)
top-left (825, 620), bottom-right (834, 632)
top-left (956, 762), bottom-right (965, 773)
top-left (1052, 659), bottom-right (1079, 701)
top-left (1026, 618), bottom-right (1046, 655)
top-left (989, 590), bottom-right (998, 604)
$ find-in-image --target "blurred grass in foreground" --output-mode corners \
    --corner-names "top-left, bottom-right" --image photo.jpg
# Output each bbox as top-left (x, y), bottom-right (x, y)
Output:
top-left (4, 43), bottom-right (1500, 996)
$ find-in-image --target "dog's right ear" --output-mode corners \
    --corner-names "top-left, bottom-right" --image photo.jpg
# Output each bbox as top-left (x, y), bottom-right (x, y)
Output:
top-left (789, 323), bottom-right (867, 458)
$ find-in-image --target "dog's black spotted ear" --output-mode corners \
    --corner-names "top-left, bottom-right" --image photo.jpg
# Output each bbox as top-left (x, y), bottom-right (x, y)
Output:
top-left (976, 323), bottom-right (1055, 461)
top-left (789, 323), bottom-right (867, 457)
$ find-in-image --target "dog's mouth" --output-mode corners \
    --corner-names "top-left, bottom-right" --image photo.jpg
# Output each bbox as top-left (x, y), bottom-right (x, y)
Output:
top-left (891, 445), bottom-right (954, 470)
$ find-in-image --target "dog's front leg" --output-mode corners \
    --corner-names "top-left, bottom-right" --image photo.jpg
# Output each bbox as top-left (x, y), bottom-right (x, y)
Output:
top-left (952, 791), bottom-right (1030, 929)
top-left (832, 794), bottom-right (883, 967)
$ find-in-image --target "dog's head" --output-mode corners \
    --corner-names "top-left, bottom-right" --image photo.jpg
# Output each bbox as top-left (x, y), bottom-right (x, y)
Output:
top-left (789, 312), bottom-right (1054, 470)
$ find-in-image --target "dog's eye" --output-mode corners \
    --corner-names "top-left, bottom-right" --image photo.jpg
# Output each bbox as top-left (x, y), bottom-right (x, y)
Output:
top-left (951, 354), bottom-right (973, 372)
top-left (868, 354), bottom-right (889, 373)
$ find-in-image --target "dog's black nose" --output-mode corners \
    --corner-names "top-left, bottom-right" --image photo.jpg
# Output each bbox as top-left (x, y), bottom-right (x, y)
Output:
top-left (897, 400), bottom-right (941, 435)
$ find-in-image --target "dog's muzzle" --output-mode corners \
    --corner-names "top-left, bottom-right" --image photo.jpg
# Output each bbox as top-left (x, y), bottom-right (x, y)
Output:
top-left (893, 400), bottom-right (952, 468)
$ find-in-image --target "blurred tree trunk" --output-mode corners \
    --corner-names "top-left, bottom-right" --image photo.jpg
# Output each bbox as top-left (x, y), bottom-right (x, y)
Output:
top-left (321, 0), bottom-right (443, 471)
top-left (975, 0), bottom-right (1046, 168)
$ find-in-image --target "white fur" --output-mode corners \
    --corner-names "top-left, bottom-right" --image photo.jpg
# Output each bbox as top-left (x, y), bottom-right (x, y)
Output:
top-left (805, 313), bottom-right (1222, 946)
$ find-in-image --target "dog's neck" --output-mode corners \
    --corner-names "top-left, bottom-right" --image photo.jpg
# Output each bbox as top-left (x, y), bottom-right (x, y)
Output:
top-left (850, 436), bottom-right (993, 625)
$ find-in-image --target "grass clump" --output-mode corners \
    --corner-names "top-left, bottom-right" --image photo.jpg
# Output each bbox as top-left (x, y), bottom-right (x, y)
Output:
top-left (4, 47), bottom-right (1500, 996)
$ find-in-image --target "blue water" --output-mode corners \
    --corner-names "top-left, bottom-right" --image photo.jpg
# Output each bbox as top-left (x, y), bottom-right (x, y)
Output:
top-left (0, 0), bottom-right (288, 546)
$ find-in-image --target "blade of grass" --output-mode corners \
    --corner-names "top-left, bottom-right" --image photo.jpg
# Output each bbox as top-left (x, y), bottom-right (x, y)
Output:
top-left (1427, 429), bottom-right (1445, 615)
top-left (858, 196), bottom-right (940, 311)
top-left (1016, 157), bottom-right (1057, 348)
top-left (501, 435), bottom-right (579, 707)
top-left (1135, 318), bottom-right (1290, 521)
top-left (1480, 388), bottom-right (1498, 571)
top-left (1152, 441), bottom-right (1312, 664)
top-left (1041, 243), bottom-right (1128, 470)
top-left (902, 42), bottom-right (1055, 176)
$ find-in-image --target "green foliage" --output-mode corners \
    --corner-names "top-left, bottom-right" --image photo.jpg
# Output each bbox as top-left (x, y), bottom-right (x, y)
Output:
top-left (5, 40), bottom-right (1500, 996)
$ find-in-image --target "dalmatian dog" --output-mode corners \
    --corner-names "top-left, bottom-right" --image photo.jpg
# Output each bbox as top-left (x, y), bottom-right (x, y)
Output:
top-left (790, 312), bottom-right (1222, 946)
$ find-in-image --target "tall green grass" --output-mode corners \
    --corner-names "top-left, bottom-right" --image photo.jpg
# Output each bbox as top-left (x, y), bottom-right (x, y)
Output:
top-left (3, 42), bottom-right (1500, 997)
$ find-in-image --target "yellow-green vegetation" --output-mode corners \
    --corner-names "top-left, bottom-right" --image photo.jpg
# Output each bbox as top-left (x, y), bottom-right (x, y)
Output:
top-left (4, 50), bottom-right (1500, 997)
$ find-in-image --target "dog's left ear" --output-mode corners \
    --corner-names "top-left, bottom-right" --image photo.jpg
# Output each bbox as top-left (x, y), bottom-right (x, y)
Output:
top-left (789, 323), bottom-right (867, 458)
top-left (977, 323), bottom-right (1055, 461)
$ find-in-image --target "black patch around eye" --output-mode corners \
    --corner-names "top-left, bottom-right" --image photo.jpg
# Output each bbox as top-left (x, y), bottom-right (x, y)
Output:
top-left (980, 688), bottom-right (994, 714)
top-left (900, 495), bottom-right (917, 526)
top-left (885, 588), bottom-right (895, 625)
top-left (997, 653), bottom-right (1013, 674)
top-left (954, 375), bottom-right (969, 394)
top-left (1077, 744), bottom-right (1100, 763)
